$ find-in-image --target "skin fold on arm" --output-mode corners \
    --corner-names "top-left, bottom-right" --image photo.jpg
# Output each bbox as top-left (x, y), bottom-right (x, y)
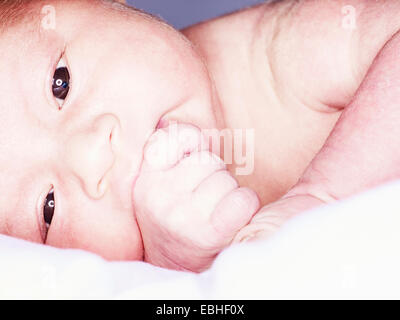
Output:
top-left (235, 28), bottom-right (400, 242)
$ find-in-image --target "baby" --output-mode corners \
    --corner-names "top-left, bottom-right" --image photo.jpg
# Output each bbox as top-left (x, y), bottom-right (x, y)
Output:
top-left (1, 0), bottom-right (400, 272)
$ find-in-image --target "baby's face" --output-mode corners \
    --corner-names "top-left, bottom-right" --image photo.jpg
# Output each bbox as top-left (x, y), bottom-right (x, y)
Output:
top-left (0, 0), bottom-right (219, 260)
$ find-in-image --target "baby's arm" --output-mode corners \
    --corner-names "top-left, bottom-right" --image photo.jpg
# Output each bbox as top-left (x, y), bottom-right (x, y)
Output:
top-left (236, 29), bottom-right (400, 241)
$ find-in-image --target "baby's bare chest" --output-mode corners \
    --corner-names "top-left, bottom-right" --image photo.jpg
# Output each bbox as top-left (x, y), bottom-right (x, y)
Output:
top-left (245, 1), bottom-right (400, 204)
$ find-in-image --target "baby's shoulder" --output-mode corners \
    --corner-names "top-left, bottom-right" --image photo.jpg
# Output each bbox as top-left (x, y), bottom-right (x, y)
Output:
top-left (261, 0), bottom-right (400, 112)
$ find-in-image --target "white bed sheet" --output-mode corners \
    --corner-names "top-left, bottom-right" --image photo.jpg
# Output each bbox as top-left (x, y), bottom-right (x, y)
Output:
top-left (2, 180), bottom-right (400, 299)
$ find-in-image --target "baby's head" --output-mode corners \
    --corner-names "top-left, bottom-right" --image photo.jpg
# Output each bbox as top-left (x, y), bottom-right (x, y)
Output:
top-left (0, 0), bottom-right (221, 260)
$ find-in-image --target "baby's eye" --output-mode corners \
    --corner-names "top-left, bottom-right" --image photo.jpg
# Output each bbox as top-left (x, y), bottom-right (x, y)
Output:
top-left (43, 188), bottom-right (55, 230)
top-left (52, 57), bottom-right (70, 108)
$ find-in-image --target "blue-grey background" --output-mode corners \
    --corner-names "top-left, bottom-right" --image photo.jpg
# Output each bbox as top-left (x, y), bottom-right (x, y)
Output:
top-left (126, 0), bottom-right (266, 29)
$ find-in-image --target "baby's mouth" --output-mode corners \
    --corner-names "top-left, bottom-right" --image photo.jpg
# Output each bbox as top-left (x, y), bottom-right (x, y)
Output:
top-left (156, 116), bottom-right (169, 129)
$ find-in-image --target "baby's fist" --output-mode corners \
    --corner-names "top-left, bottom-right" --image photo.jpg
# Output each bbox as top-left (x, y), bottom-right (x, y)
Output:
top-left (133, 123), bottom-right (260, 272)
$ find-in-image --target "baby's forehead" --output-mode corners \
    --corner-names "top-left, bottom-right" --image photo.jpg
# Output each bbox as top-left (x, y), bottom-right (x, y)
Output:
top-left (1, 0), bottom-right (162, 54)
top-left (0, 0), bottom-right (120, 32)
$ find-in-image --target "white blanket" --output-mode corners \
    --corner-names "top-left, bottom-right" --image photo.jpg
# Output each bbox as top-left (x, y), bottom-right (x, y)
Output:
top-left (2, 180), bottom-right (400, 299)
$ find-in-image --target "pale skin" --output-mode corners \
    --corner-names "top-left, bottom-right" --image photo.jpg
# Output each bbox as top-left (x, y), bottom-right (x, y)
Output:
top-left (1, 0), bottom-right (400, 272)
top-left (0, 0), bottom-right (222, 261)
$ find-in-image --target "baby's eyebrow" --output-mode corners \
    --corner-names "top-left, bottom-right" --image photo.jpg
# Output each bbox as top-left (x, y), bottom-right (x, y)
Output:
top-left (0, 1), bottom-right (41, 33)
top-left (0, 176), bottom-right (42, 242)
top-left (0, 209), bottom-right (12, 237)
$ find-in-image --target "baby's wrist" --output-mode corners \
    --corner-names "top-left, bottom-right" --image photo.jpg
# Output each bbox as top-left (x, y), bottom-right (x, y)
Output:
top-left (284, 183), bottom-right (338, 205)
top-left (232, 190), bottom-right (331, 244)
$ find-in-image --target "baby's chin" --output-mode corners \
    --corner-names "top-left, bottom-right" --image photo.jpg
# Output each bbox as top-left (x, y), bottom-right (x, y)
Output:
top-left (156, 93), bottom-right (221, 133)
top-left (99, 227), bottom-right (144, 261)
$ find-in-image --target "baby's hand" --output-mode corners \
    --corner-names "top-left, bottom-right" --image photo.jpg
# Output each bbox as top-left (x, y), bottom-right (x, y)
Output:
top-left (133, 124), bottom-right (260, 272)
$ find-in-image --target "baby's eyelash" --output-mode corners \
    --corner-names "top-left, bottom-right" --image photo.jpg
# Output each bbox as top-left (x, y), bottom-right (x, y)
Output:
top-left (43, 187), bottom-right (55, 235)
top-left (52, 56), bottom-right (70, 109)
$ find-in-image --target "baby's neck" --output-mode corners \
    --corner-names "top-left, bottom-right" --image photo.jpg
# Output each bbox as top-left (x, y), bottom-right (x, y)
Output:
top-left (181, 3), bottom-right (274, 132)
top-left (181, 4), bottom-right (282, 204)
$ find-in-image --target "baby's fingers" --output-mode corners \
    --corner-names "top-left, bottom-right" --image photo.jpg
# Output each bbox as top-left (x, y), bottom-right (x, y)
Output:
top-left (211, 187), bottom-right (260, 239)
top-left (193, 169), bottom-right (238, 211)
top-left (142, 123), bottom-right (208, 171)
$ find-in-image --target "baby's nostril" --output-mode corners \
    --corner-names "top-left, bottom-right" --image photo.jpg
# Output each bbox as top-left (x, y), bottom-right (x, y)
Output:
top-left (109, 123), bottom-right (121, 154)
top-left (96, 176), bottom-right (108, 199)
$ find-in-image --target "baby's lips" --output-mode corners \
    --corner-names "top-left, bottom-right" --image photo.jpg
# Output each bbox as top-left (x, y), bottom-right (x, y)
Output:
top-left (143, 122), bottom-right (208, 171)
top-left (156, 116), bottom-right (169, 129)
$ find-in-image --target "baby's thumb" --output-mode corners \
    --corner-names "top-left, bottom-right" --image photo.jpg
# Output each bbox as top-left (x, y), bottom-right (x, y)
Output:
top-left (142, 122), bottom-right (208, 171)
top-left (211, 187), bottom-right (260, 239)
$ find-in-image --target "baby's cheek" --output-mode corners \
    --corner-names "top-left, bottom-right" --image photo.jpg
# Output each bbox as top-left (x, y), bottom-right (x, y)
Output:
top-left (94, 222), bottom-right (144, 261)
top-left (47, 204), bottom-right (144, 261)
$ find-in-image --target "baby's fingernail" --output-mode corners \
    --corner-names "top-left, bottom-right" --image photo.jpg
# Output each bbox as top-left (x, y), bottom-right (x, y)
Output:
top-left (237, 230), bottom-right (268, 243)
top-left (240, 235), bottom-right (253, 242)
top-left (144, 131), bottom-right (170, 168)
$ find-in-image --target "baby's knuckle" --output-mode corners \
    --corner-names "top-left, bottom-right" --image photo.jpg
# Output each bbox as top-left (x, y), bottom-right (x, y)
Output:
top-left (231, 187), bottom-right (258, 209)
top-left (215, 170), bottom-right (238, 188)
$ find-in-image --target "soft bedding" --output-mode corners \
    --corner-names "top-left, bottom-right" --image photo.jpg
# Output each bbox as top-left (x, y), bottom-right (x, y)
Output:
top-left (2, 180), bottom-right (400, 299)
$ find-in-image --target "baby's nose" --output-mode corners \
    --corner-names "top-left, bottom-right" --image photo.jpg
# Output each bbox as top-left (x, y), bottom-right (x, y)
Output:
top-left (65, 114), bottom-right (118, 199)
